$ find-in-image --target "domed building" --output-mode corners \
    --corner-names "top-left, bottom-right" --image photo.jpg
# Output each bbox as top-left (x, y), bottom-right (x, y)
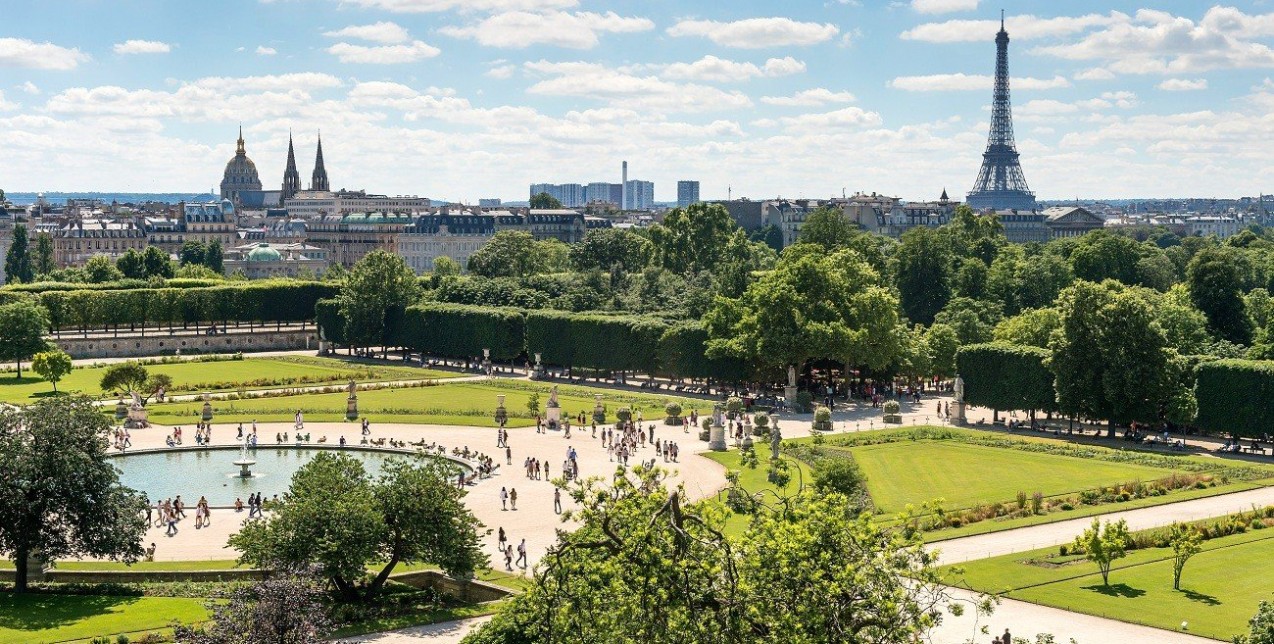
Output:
top-left (224, 241), bottom-right (331, 279)
top-left (220, 126), bottom-right (263, 205)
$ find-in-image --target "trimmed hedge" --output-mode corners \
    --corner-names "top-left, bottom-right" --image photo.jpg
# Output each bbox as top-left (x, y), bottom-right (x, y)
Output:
top-left (5, 278), bottom-right (224, 292)
top-left (1195, 359), bottom-right (1274, 437)
top-left (956, 342), bottom-right (1057, 413)
top-left (40, 281), bottom-right (338, 329)
top-left (656, 322), bottom-right (748, 381)
top-left (525, 310), bottom-right (665, 373)
top-left (397, 303), bottom-right (525, 360)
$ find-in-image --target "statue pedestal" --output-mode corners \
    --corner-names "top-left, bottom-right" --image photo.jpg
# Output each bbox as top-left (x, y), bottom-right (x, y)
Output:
top-left (546, 405), bottom-right (561, 430)
top-left (201, 402), bottom-right (213, 423)
top-left (953, 401), bottom-right (966, 426)
top-left (784, 386), bottom-right (797, 406)
top-left (125, 406), bottom-right (149, 429)
top-left (346, 395), bottom-right (359, 421)
top-left (708, 423), bottom-right (727, 451)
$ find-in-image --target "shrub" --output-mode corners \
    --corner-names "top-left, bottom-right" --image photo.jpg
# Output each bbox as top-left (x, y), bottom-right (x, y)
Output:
top-left (882, 400), bottom-right (901, 414)
top-left (812, 405), bottom-right (833, 432)
top-left (616, 407), bottom-right (633, 423)
top-left (663, 401), bottom-right (682, 425)
top-left (726, 396), bottom-right (743, 418)
top-left (754, 412), bottom-right (769, 428)
top-left (813, 458), bottom-right (867, 499)
top-left (1031, 491), bottom-right (1044, 515)
top-left (1016, 490), bottom-right (1028, 510)
top-left (794, 390), bottom-right (814, 413)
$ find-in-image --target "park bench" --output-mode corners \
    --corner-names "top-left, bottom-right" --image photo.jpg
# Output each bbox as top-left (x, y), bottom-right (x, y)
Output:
top-left (1242, 445), bottom-right (1268, 455)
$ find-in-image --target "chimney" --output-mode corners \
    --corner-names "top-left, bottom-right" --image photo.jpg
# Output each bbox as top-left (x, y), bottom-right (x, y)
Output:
top-left (621, 161), bottom-right (628, 210)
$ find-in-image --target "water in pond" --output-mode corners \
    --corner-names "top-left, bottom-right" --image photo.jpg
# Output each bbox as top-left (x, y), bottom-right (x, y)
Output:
top-left (113, 446), bottom-right (468, 507)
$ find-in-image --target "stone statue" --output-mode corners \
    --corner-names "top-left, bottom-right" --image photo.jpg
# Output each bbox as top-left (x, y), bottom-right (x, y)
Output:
top-left (954, 374), bottom-right (965, 402)
top-left (547, 385), bottom-right (560, 408)
top-left (769, 423), bottom-right (782, 461)
top-left (129, 390), bottom-right (143, 409)
top-left (347, 380), bottom-right (357, 397)
top-left (787, 365), bottom-right (797, 387)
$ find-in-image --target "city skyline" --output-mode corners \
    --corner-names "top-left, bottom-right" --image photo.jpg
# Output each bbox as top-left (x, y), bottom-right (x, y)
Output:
top-left (2, 1), bottom-right (1274, 201)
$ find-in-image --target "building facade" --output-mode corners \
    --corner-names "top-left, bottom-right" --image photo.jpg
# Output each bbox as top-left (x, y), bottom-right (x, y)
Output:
top-left (1042, 206), bottom-right (1104, 238)
top-left (676, 181), bottom-right (700, 208)
top-left (284, 190), bottom-right (432, 218)
top-left (624, 180), bottom-right (655, 210)
top-left (397, 212), bottom-right (497, 274)
top-left (54, 218), bottom-right (149, 266)
top-left (224, 242), bottom-right (330, 279)
top-left (304, 212), bottom-right (414, 268)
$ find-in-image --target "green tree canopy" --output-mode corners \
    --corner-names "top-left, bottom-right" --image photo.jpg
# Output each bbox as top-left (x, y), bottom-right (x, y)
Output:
top-left (33, 233), bottom-right (55, 277)
top-left (143, 246), bottom-right (174, 278)
top-left (647, 202), bottom-right (740, 275)
top-left (0, 396), bottom-right (148, 592)
top-left (529, 192), bottom-right (563, 209)
top-left (896, 227), bottom-right (953, 325)
top-left (0, 299), bottom-right (48, 378)
top-left (339, 250), bottom-right (421, 350)
top-left (31, 348), bottom-right (72, 393)
top-left (5, 223), bottom-right (33, 284)
top-left (180, 240), bottom-right (207, 267)
top-left (796, 206), bottom-right (858, 250)
top-left (84, 255), bottom-right (124, 283)
top-left (116, 248), bottom-right (146, 279)
top-left (569, 227), bottom-right (652, 273)
top-left (230, 452), bottom-right (484, 602)
top-left (204, 239), bottom-right (225, 274)
top-left (1188, 245), bottom-right (1254, 345)
top-left (467, 231), bottom-right (544, 278)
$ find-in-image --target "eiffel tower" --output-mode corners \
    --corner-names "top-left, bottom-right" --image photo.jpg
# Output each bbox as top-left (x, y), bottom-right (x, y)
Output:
top-left (966, 12), bottom-right (1036, 212)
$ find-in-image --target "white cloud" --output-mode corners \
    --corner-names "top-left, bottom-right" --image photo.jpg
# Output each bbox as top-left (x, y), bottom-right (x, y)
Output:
top-left (659, 55), bottom-right (805, 83)
top-left (1074, 67), bottom-right (1116, 81)
top-left (113, 39), bottom-right (171, 55)
top-left (888, 73), bottom-right (1070, 91)
top-left (901, 12), bottom-right (1127, 42)
top-left (255, 46), bottom-right (277, 56)
top-left (20, 81), bottom-right (39, 95)
top-left (0, 38), bottom-right (89, 70)
top-left (911, 0), bottom-right (978, 15)
top-left (486, 64), bottom-right (516, 79)
top-left (322, 21), bottom-right (411, 44)
top-left (1158, 78), bottom-right (1208, 91)
top-left (1033, 7), bottom-right (1274, 75)
top-left (0, 91), bottom-right (16, 111)
top-left (667, 17), bottom-right (839, 48)
top-left (773, 106), bottom-right (882, 132)
top-left (524, 60), bottom-right (752, 113)
top-left (327, 40), bottom-right (440, 64)
top-left (761, 88), bottom-right (856, 106)
top-left (440, 11), bottom-right (652, 49)
top-left (343, 0), bottom-right (577, 12)
top-left (191, 73), bottom-right (343, 92)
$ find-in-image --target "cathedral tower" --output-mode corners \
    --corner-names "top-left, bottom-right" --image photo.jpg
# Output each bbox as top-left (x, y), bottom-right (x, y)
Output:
top-left (281, 131), bottom-right (301, 201)
top-left (311, 132), bottom-right (329, 192)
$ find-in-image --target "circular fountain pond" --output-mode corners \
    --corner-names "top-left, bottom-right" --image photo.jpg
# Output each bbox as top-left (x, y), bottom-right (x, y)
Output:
top-left (112, 446), bottom-right (471, 507)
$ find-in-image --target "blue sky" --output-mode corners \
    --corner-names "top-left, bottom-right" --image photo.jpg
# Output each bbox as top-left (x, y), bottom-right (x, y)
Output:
top-left (2, 0), bottom-right (1274, 202)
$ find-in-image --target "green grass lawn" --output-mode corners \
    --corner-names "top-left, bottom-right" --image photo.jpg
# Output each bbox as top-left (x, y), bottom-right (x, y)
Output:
top-left (0, 355), bottom-right (454, 403)
top-left (951, 530), bottom-right (1274, 641)
top-left (846, 440), bottom-right (1182, 512)
top-left (0, 592), bottom-right (208, 643)
top-left (144, 380), bottom-right (713, 428)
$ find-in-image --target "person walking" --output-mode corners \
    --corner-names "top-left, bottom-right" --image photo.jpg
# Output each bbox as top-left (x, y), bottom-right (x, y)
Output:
top-left (498, 526), bottom-right (507, 552)
top-left (504, 545), bottom-right (514, 571)
top-left (509, 487), bottom-right (518, 511)
top-left (553, 487), bottom-right (562, 514)
top-left (516, 539), bottom-right (527, 568)
top-left (500, 486), bottom-right (509, 511)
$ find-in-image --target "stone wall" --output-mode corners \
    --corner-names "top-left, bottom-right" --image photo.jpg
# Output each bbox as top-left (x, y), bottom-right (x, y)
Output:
top-left (52, 329), bottom-right (318, 359)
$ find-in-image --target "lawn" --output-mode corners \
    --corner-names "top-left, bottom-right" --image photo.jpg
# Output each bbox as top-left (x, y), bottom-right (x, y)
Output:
top-left (0, 592), bottom-right (208, 643)
top-left (0, 355), bottom-right (454, 403)
top-left (846, 440), bottom-right (1182, 512)
top-left (951, 530), bottom-right (1274, 641)
top-left (144, 380), bottom-right (713, 428)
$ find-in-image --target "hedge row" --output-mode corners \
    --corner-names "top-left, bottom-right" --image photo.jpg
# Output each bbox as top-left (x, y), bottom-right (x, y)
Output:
top-left (956, 342), bottom-right (1057, 413)
top-left (36, 281), bottom-right (339, 329)
top-left (4, 278), bottom-right (224, 293)
top-left (1195, 359), bottom-right (1274, 438)
top-left (318, 300), bottom-right (743, 380)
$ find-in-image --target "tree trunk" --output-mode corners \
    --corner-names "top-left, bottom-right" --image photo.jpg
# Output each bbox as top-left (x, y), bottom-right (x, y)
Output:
top-left (13, 546), bottom-right (28, 593)
top-left (1108, 420), bottom-right (1116, 438)
top-left (15, 360), bottom-right (22, 379)
top-left (367, 551), bottom-right (401, 599)
top-left (331, 575), bottom-right (359, 602)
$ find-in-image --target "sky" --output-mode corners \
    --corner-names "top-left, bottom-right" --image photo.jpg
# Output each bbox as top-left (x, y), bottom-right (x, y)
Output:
top-left (2, 0), bottom-right (1274, 203)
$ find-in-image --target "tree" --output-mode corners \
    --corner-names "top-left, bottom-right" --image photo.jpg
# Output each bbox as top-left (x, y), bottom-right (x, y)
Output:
top-left (99, 362), bottom-right (171, 404)
top-left (4, 223), bottom-right (33, 283)
top-left (116, 248), bottom-right (146, 279)
top-left (179, 240), bottom-right (206, 267)
top-left (230, 453), bottom-right (484, 602)
top-left (925, 322), bottom-right (960, 378)
top-left (896, 227), bottom-right (953, 324)
top-left (467, 231), bottom-right (543, 278)
top-left (934, 296), bottom-right (1001, 345)
top-left (1069, 230), bottom-right (1144, 285)
top-left (84, 254), bottom-right (123, 283)
top-left (797, 206), bottom-right (858, 250)
top-left (33, 233), bottom-right (55, 277)
top-left (464, 469), bottom-right (976, 644)
top-left (204, 239), bottom-right (225, 274)
top-left (31, 348), bottom-right (72, 393)
top-left (749, 224), bottom-right (784, 252)
top-left (993, 308), bottom-right (1061, 349)
top-left (143, 245), bottom-right (174, 278)
top-left (1234, 601), bottom-right (1274, 644)
top-left (432, 255), bottom-right (461, 277)
top-left (0, 300), bottom-right (49, 378)
top-left (1018, 252), bottom-right (1074, 311)
top-left (647, 202), bottom-right (740, 275)
top-left (173, 574), bottom-right (331, 644)
top-left (1188, 246), bottom-right (1254, 345)
top-left (0, 396), bottom-right (148, 592)
top-left (530, 191), bottom-right (563, 209)
top-left (339, 250), bottom-right (420, 351)
top-left (1072, 518), bottom-right (1131, 587)
top-left (1167, 522), bottom-right (1202, 591)
top-left (569, 228), bottom-right (652, 273)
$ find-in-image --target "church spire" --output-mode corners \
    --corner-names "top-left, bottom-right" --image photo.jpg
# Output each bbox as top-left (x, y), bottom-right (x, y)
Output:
top-left (311, 131), bottom-right (329, 192)
top-left (282, 130), bottom-right (301, 201)
top-left (236, 124), bottom-right (245, 155)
